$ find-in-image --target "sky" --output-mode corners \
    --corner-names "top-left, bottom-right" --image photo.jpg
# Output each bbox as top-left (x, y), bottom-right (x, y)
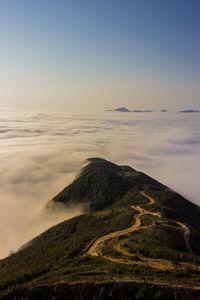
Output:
top-left (0, 0), bottom-right (199, 110)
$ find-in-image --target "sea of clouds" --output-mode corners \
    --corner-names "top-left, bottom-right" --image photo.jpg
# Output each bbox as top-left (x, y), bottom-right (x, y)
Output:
top-left (0, 109), bottom-right (200, 258)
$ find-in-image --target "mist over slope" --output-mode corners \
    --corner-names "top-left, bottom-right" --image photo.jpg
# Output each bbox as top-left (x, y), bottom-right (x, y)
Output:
top-left (0, 109), bottom-right (200, 258)
top-left (0, 158), bottom-right (200, 297)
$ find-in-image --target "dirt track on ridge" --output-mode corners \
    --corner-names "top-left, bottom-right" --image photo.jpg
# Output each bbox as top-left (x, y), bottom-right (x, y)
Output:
top-left (84, 191), bottom-right (194, 270)
top-left (86, 192), bottom-right (160, 258)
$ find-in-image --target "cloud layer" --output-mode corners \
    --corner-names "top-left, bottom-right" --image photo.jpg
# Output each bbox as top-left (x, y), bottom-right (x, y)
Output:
top-left (0, 109), bottom-right (200, 258)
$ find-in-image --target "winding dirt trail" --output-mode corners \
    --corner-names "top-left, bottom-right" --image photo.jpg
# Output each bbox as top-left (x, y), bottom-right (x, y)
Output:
top-left (140, 191), bottom-right (156, 205)
top-left (85, 191), bottom-right (194, 270)
top-left (133, 192), bottom-right (193, 255)
top-left (86, 192), bottom-right (160, 258)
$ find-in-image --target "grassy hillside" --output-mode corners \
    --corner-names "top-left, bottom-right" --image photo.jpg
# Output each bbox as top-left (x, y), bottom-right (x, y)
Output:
top-left (48, 158), bottom-right (165, 212)
top-left (0, 158), bottom-right (200, 298)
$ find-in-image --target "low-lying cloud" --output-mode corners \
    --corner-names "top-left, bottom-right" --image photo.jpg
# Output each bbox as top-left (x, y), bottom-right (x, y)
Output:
top-left (0, 109), bottom-right (200, 258)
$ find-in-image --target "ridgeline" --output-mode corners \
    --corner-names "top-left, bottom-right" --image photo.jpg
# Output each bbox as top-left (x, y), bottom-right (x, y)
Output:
top-left (0, 158), bottom-right (200, 299)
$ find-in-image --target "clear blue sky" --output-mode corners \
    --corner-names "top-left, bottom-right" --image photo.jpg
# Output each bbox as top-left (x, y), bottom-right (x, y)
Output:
top-left (0, 0), bottom-right (199, 110)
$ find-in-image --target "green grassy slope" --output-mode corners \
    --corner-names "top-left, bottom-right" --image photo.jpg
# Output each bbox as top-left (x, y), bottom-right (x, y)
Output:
top-left (48, 158), bottom-right (165, 212)
top-left (0, 158), bottom-right (200, 294)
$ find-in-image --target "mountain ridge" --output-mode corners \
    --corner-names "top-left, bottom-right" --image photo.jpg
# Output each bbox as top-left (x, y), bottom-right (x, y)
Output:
top-left (0, 158), bottom-right (200, 299)
top-left (47, 158), bottom-right (166, 213)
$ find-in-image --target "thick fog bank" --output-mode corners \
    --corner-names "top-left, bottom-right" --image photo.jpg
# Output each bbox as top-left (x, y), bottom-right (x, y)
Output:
top-left (0, 109), bottom-right (199, 258)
